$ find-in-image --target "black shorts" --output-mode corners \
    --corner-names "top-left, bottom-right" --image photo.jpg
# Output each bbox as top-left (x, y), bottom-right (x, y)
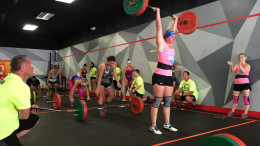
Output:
top-left (49, 81), bottom-right (58, 85)
top-left (152, 73), bottom-right (173, 86)
top-left (113, 80), bottom-right (121, 90)
top-left (233, 83), bottom-right (251, 91)
top-left (131, 87), bottom-right (144, 98)
top-left (134, 91), bottom-right (144, 98)
top-left (91, 77), bottom-right (96, 80)
top-left (2, 114), bottom-right (39, 146)
top-left (181, 95), bottom-right (196, 102)
top-left (101, 82), bottom-right (111, 88)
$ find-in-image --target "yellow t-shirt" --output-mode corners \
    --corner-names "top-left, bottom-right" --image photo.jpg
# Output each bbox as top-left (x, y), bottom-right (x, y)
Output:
top-left (0, 73), bottom-right (31, 140)
top-left (133, 76), bottom-right (145, 95)
top-left (179, 79), bottom-right (198, 100)
top-left (113, 67), bottom-right (121, 81)
top-left (90, 67), bottom-right (97, 78)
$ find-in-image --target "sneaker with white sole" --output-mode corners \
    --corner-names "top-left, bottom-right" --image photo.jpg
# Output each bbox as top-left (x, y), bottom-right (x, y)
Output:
top-left (163, 124), bottom-right (178, 132)
top-left (150, 126), bottom-right (162, 135)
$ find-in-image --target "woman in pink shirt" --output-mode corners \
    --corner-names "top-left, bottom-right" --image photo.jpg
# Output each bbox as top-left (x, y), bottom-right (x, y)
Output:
top-left (150, 8), bottom-right (178, 135)
top-left (227, 53), bottom-right (251, 118)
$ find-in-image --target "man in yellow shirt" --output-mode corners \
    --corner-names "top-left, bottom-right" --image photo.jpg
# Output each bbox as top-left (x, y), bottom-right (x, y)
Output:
top-left (174, 71), bottom-right (198, 110)
top-left (0, 55), bottom-right (39, 146)
top-left (129, 69), bottom-right (149, 103)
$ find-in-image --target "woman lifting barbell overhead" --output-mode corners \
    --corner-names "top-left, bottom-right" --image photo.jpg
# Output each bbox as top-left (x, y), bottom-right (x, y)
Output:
top-left (150, 7), bottom-right (178, 135)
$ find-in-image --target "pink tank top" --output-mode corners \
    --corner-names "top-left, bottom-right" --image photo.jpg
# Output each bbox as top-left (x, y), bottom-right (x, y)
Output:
top-left (234, 65), bottom-right (250, 84)
top-left (154, 45), bottom-right (175, 76)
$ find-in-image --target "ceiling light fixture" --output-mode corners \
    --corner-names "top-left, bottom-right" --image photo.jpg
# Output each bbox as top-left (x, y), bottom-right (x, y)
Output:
top-left (91, 27), bottom-right (96, 31)
top-left (55, 0), bottom-right (75, 4)
top-left (36, 12), bottom-right (55, 20)
top-left (23, 24), bottom-right (38, 31)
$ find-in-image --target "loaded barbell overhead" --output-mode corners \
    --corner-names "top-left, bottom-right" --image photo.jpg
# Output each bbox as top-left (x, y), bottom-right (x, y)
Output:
top-left (123, 0), bottom-right (198, 34)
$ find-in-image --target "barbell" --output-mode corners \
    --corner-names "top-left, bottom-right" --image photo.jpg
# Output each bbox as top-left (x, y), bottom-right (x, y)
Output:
top-left (37, 96), bottom-right (145, 121)
top-left (123, 0), bottom-right (199, 34)
top-left (36, 100), bottom-right (88, 121)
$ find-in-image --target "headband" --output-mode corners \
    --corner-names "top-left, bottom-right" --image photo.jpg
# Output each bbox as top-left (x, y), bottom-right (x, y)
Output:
top-left (164, 31), bottom-right (175, 39)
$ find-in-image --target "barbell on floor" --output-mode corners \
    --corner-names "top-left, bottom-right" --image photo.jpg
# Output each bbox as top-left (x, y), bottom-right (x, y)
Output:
top-left (123, 0), bottom-right (199, 34)
top-left (36, 99), bottom-right (88, 121)
top-left (46, 93), bottom-right (62, 110)
top-left (36, 96), bottom-right (146, 121)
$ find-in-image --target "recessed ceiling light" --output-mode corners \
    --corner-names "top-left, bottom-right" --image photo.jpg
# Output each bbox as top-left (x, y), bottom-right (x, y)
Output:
top-left (36, 12), bottom-right (55, 20)
top-left (55, 0), bottom-right (75, 4)
top-left (23, 24), bottom-right (38, 31)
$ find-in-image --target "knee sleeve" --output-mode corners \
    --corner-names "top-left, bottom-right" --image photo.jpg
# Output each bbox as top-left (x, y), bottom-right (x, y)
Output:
top-left (153, 97), bottom-right (162, 108)
top-left (54, 86), bottom-right (57, 92)
top-left (124, 85), bottom-right (128, 91)
top-left (163, 97), bottom-right (172, 107)
top-left (233, 96), bottom-right (239, 104)
top-left (47, 86), bottom-right (51, 92)
top-left (243, 97), bottom-right (250, 105)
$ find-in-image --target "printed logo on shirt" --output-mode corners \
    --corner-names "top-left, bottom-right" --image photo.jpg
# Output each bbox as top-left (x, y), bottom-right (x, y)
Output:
top-left (168, 55), bottom-right (175, 64)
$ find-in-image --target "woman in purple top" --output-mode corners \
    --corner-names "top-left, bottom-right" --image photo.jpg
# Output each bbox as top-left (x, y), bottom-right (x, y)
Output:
top-left (122, 59), bottom-right (134, 101)
top-left (68, 76), bottom-right (90, 107)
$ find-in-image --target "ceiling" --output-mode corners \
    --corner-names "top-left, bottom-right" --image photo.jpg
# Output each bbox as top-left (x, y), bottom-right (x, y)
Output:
top-left (0, 0), bottom-right (216, 50)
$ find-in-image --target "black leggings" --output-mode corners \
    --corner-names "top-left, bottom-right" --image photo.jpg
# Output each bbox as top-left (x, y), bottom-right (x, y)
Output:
top-left (2, 114), bottom-right (39, 146)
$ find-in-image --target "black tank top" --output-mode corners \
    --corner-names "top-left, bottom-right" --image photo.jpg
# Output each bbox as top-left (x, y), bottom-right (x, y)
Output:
top-left (81, 69), bottom-right (87, 79)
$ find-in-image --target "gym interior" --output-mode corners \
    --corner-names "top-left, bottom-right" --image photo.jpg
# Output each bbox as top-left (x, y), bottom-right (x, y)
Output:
top-left (1, 0), bottom-right (260, 145)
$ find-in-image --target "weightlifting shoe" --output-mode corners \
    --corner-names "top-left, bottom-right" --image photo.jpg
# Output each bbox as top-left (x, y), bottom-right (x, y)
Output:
top-left (163, 124), bottom-right (178, 132)
top-left (98, 111), bottom-right (106, 118)
top-left (70, 102), bottom-right (74, 108)
top-left (241, 113), bottom-right (248, 118)
top-left (150, 126), bottom-right (162, 135)
top-left (227, 111), bottom-right (234, 116)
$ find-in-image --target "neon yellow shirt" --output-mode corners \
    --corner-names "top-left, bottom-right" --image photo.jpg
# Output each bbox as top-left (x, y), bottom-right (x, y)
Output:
top-left (133, 76), bottom-right (145, 95)
top-left (90, 67), bottom-right (97, 78)
top-left (113, 67), bottom-right (121, 81)
top-left (179, 79), bottom-right (198, 100)
top-left (0, 73), bottom-right (31, 140)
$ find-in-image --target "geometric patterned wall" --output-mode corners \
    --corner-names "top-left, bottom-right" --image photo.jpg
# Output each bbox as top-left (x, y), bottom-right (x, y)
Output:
top-left (57, 0), bottom-right (260, 112)
top-left (0, 46), bottom-right (54, 87)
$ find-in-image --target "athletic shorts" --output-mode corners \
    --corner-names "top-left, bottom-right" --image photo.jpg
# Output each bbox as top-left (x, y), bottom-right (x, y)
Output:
top-left (132, 87), bottom-right (144, 98)
top-left (2, 114), bottom-right (39, 146)
top-left (152, 73), bottom-right (173, 86)
top-left (48, 80), bottom-right (58, 85)
top-left (233, 83), bottom-right (251, 91)
top-left (113, 80), bottom-right (121, 90)
top-left (101, 82), bottom-right (111, 88)
top-left (181, 95), bottom-right (196, 102)
top-left (90, 77), bottom-right (96, 80)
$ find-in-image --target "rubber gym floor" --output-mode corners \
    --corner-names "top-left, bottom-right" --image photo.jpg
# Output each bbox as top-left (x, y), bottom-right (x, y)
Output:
top-left (21, 90), bottom-right (260, 146)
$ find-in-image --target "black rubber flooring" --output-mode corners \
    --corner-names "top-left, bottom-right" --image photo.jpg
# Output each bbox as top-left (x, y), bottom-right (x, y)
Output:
top-left (20, 91), bottom-right (260, 146)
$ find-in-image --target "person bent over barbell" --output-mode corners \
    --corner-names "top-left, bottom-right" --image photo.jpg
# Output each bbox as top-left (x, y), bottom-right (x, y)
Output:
top-left (95, 56), bottom-right (121, 117)
top-left (128, 69), bottom-right (150, 103)
top-left (69, 76), bottom-right (90, 107)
